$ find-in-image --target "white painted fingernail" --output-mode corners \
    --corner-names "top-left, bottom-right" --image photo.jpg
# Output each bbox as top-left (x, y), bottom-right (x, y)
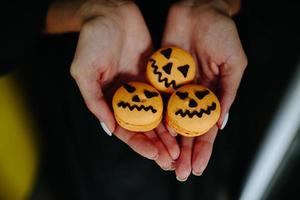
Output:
top-left (169, 164), bottom-right (176, 171)
top-left (152, 153), bottom-right (159, 160)
top-left (192, 170), bottom-right (203, 176)
top-left (176, 176), bottom-right (188, 182)
top-left (220, 113), bottom-right (229, 130)
top-left (100, 122), bottom-right (112, 136)
top-left (166, 125), bottom-right (177, 136)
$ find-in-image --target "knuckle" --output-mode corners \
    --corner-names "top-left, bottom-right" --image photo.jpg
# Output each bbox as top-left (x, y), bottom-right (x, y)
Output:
top-left (122, 1), bottom-right (139, 11)
top-left (242, 55), bottom-right (248, 69)
top-left (225, 17), bottom-right (236, 28)
top-left (70, 63), bottom-right (80, 80)
top-left (201, 73), bottom-right (215, 84)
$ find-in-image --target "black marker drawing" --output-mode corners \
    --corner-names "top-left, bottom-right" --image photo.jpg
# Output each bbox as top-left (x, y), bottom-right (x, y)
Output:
top-left (175, 102), bottom-right (217, 118)
top-left (144, 90), bottom-right (159, 98)
top-left (118, 101), bottom-right (157, 113)
top-left (160, 48), bottom-right (172, 59)
top-left (195, 90), bottom-right (210, 99)
top-left (177, 65), bottom-right (189, 78)
top-left (149, 59), bottom-right (180, 89)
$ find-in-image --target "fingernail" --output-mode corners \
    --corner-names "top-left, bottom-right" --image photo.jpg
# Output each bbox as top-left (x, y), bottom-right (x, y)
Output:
top-left (220, 113), bottom-right (229, 130)
top-left (176, 176), bottom-right (188, 182)
top-left (100, 122), bottom-right (112, 136)
top-left (168, 162), bottom-right (176, 171)
top-left (171, 150), bottom-right (180, 161)
top-left (169, 165), bottom-right (176, 171)
top-left (152, 153), bottom-right (159, 161)
top-left (166, 125), bottom-right (177, 136)
top-left (162, 166), bottom-right (170, 171)
top-left (192, 170), bottom-right (203, 176)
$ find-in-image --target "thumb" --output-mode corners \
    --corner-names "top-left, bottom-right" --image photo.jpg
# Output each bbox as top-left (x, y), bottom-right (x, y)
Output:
top-left (217, 56), bottom-right (247, 128)
top-left (71, 67), bottom-right (116, 135)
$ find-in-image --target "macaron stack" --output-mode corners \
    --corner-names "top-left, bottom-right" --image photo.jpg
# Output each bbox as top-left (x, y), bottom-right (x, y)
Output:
top-left (112, 47), bottom-right (220, 136)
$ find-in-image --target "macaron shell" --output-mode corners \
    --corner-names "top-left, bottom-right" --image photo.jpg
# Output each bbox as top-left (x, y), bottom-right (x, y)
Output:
top-left (166, 84), bottom-right (221, 137)
top-left (166, 111), bottom-right (215, 137)
top-left (115, 114), bottom-right (162, 132)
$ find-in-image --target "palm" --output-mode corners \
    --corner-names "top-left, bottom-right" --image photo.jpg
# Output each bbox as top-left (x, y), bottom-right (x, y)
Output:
top-left (74, 10), bottom-right (152, 85)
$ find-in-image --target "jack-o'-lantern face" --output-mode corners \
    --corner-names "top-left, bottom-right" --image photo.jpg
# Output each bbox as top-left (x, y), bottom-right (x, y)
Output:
top-left (166, 84), bottom-right (221, 137)
top-left (147, 47), bottom-right (196, 93)
top-left (112, 82), bottom-right (163, 132)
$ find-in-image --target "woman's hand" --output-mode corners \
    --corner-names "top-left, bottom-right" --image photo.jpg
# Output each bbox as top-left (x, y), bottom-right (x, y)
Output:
top-left (70, 2), bottom-right (152, 133)
top-left (162, 0), bottom-right (247, 181)
top-left (68, 1), bottom-right (179, 169)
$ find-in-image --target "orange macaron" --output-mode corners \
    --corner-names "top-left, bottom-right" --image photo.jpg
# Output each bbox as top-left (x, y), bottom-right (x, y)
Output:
top-left (147, 47), bottom-right (196, 93)
top-left (112, 82), bottom-right (163, 132)
top-left (166, 84), bottom-right (221, 137)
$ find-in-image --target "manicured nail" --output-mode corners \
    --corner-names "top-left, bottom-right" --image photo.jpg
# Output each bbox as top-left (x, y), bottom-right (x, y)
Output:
top-left (100, 122), bottom-right (112, 136)
top-left (152, 153), bottom-right (159, 160)
top-left (176, 176), bottom-right (188, 182)
top-left (170, 150), bottom-right (180, 161)
top-left (192, 170), bottom-right (203, 176)
top-left (162, 166), bottom-right (170, 171)
top-left (167, 162), bottom-right (176, 171)
top-left (169, 165), bottom-right (176, 171)
top-left (220, 113), bottom-right (229, 130)
top-left (166, 125), bottom-right (177, 136)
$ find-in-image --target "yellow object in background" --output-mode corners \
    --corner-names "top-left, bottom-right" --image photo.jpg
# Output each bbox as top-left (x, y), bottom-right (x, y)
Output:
top-left (0, 73), bottom-right (38, 200)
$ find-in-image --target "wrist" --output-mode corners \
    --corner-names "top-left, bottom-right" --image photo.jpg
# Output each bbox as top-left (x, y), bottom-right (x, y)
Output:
top-left (79, 0), bottom-right (131, 21)
top-left (178, 0), bottom-right (240, 16)
top-left (46, 0), bottom-right (132, 34)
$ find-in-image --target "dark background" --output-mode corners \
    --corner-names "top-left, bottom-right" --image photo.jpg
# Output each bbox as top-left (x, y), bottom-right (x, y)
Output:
top-left (2, 0), bottom-right (300, 199)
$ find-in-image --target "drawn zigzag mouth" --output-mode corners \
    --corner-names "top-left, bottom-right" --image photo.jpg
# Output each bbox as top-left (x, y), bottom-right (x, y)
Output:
top-left (118, 101), bottom-right (157, 113)
top-left (175, 102), bottom-right (217, 118)
top-left (149, 59), bottom-right (180, 89)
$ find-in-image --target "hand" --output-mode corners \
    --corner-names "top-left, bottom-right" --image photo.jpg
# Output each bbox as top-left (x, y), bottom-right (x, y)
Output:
top-left (70, 2), bottom-right (179, 169)
top-left (162, 0), bottom-right (247, 181)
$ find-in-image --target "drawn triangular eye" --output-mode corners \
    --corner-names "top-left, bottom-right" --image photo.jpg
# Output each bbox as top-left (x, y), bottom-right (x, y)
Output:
top-left (176, 91), bottom-right (188, 100)
top-left (162, 62), bottom-right (173, 74)
top-left (123, 83), bottom-right (136, 93)
top-left (177, 65), bottom-right (189, 78)
top-left (144, 90), bottom-right (159, 98)
top-left (195, 90), bottom-right (209, 99)
top-left (160, 48), bottom-right (172, 59)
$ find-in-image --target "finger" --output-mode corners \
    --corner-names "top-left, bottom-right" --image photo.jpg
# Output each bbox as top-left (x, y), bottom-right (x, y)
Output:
top-left (113, 126), bottom-right (159, 160)
top-left (145, 130), bottom-right (174, 170)
top-left (217, 55), bottom-right (247, 128)
top-left (70, 67), bottom-right (116, 135)
top-left (191, 126), bottom-right (218, 176)
top-left (197, 59), bottom-right (219, 90)
top-left (175, 137), bottom-right (194, 182)
top-left (155, 123), bottom-right (180, 160)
